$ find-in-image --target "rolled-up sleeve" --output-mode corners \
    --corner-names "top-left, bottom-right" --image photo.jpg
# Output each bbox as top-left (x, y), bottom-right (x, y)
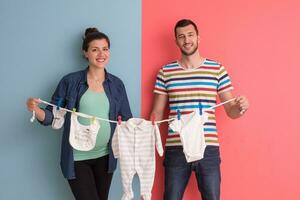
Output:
top-left (39, 77), bottom-right (67, 126)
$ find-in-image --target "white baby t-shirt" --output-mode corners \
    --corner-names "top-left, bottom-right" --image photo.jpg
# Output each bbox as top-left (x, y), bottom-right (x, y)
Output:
top-left (169, 110), bottom-right (208, 162)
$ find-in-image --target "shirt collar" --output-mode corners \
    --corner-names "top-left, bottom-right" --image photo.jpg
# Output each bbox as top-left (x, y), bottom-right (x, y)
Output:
top-left (125, 118), bottom-right (152, 132)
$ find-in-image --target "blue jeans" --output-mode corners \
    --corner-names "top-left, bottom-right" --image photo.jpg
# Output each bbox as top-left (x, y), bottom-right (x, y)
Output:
top-left (164, 146), bottom-right (221, 200)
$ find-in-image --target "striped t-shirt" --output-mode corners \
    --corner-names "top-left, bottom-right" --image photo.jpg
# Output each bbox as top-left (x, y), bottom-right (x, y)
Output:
top-left (154, 59), bottom-right (233, 147)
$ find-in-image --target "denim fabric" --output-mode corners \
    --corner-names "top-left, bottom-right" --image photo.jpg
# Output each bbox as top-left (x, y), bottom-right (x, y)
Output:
top-left (163, 146), bottom-right (221, 200)
top-left (39, 67), bottom-right (132, 179)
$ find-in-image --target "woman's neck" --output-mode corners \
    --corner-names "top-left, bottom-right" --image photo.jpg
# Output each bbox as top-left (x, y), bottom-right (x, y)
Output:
top-left (87, 66), bottom-right (105, 82)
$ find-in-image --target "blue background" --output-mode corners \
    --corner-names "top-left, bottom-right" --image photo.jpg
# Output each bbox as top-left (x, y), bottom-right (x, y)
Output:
top-left (0, 0), bottom-right (141, 199)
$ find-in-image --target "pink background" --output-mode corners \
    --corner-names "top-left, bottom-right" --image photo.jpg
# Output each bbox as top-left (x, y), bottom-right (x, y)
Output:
top-left (142, 0), bottom-right (300, 199)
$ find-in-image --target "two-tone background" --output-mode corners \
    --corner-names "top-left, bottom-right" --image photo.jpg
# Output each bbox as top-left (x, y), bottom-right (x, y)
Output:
top-left (1, 0), bottom-right (299, 199)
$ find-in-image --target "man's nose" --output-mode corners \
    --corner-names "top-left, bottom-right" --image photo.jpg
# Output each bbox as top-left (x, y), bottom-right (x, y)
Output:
top-left (183, 36), bottom-right (189, 43)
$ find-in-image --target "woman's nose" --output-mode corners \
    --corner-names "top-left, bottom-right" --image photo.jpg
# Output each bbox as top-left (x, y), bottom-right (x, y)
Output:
top-left (97, 50), bottom-right (104, 56)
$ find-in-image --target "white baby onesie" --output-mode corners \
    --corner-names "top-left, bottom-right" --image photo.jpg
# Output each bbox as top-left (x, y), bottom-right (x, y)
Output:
top-left (169, 110), bottom-right (208, 162)
top-left (51, 106), bottom-right (67, 130)
top-left (69, 112), bottom-right (100, 151)
top-left (112, 118), bottom-right (163, 200)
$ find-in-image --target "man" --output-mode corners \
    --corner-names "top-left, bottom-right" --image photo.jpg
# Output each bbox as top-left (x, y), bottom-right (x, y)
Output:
top-left (150, 19), bottom-right (249, 200)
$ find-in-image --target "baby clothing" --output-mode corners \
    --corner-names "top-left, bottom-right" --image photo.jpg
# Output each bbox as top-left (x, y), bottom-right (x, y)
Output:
top-left (112, 118), bottom-right (163, 200)
top-left (51, 106), bottom-right (67, 130)
top-left (69, 112), bottom-right (100, 151)
top-left (169, 110), bottom-right (208, 162)
top-left (73, 89), bottom-right (111, 161)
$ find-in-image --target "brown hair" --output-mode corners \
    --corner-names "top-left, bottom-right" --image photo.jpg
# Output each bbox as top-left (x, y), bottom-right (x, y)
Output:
top-left (82, 27), bottom-right (110, 51)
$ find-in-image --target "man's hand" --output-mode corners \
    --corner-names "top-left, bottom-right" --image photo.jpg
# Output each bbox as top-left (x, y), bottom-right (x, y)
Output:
top-left (234, 95), bottom-right (249, 115)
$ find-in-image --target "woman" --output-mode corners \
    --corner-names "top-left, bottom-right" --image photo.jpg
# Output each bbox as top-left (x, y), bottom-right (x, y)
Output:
top-left (26, 28), bottom-right (132, 200)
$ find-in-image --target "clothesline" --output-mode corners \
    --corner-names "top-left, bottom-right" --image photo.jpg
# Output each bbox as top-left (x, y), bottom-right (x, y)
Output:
top-left (30, 98), bottom-right (236, 124)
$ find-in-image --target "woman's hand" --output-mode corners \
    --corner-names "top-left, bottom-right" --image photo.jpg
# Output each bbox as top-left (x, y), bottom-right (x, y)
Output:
top-left (26, 97), bottom-right (41, 112)
top-left (26, 97), bottom-right (45, 122)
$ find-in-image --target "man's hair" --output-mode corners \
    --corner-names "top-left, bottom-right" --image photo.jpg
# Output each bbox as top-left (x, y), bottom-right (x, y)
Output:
top-left (174, 19), bottom-right (198, 37)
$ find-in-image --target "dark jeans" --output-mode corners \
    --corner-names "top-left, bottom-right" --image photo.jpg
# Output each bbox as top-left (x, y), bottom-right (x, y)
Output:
top-left (68, 155), bottom-right (113, 200)
top-left (164, 146), bottom-right (221, 200)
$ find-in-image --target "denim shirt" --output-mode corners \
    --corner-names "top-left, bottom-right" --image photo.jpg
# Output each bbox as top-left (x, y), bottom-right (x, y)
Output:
top-left (40, 67), bottom-right (132, 179)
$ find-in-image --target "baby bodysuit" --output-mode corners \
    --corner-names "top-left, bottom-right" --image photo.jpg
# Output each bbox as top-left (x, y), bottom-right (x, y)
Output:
top-left (112, 118), bottom-right (163, 200)
top-left (51, 106), bottom-right (67, 130)
top-left (169, 110), bottom-right (208, 162)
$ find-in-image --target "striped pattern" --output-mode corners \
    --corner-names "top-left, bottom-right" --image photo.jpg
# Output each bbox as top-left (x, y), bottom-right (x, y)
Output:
top-left (154, 59), bottom-right (233, 146)
top-left (112, 119), bottom-right (163, 200)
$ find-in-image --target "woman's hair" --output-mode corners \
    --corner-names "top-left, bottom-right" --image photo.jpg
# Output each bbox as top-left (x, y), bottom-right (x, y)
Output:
top-left (82, 27), bottom-right (110, 51)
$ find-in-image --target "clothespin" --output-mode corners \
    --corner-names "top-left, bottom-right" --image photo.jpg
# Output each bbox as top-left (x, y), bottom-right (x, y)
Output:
top-left (56, 98), bottom-right (63, 110)
top-left (72, 108), bottom-right (76, 113)
top-left (151, 114), bottom-right (156, 125)
top-left (117, 115), bottom-right (122, 125)
top-left (198, 102), bottom-right (203, 115)
top-left (177, 110), bottom-right (181, 120)
top-left (91, 116), bottom-right (96, 124)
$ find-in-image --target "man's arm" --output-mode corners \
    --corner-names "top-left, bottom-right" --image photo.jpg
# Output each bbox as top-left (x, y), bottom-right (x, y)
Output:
top-left (219, 91), bottom-right (249, 119)
top-left (150, 93), bottom-right (168, 121)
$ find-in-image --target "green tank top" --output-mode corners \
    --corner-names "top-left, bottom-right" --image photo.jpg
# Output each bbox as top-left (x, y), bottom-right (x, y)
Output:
top-left (73, 89), bottom-right (111, 161)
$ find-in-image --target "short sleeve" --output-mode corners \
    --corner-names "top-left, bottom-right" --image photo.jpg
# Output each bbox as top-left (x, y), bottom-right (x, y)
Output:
top-left (111, 126), bottom-right (120, 158)
top-left (169, 119), bottom-right (181, 133)
top-left (154, 125), bottom-right (164, 157)
top-left (217, 65), bottom-right (234, 94)
top-left (153, 68), bottom-right (167, 95)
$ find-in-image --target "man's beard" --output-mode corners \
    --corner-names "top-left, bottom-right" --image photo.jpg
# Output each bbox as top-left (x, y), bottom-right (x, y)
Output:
top-left (181, 43), bottom-right (198, 56)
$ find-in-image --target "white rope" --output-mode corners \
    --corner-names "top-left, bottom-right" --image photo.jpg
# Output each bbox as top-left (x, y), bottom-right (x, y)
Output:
top-left (155, 118), bottom-right (175, 124)
top-left (154, 98), bottom-right (236, 123)
top-left (39, 99), bottom-right (118, 123)
top-left (30, 98), bottom-right (235, 124)
top-left (30, 111), bottom-right (36, 123)
top-left (205, 98), bottom-right (235, 111)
